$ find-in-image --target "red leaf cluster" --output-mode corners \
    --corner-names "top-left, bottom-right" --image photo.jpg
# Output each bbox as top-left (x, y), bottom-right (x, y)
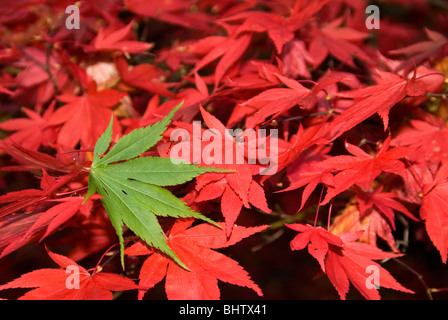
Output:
top-left (1, 0), bottom-right (448, 300)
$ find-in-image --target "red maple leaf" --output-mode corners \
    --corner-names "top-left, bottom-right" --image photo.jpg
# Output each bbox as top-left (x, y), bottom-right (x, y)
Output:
top-left (0, 139), bottom-right (78, 173)
top-left (242, 72), bottom-right (339, 128)
top-left (286, 0), bottom-right (331, 31)
top-left (217, 10), bottom-right (295, 53)
top-left (320, 136), bottom-right (413, 204)
top-left (281, 39), bottom-right (315, 79)
top-left (389, 28), bottom-right (448, 73)
top-left (278, 144), bottom-right (334, 211)
top-left (354, 186), bottom-right (418, 228)
top-left (0, 169), bottom-right (81, 219)
top-left (307, 17), bottom-right (372, 69)
top-left (84, 20), bottom-right (153, 54)
top-left (165, 105), bottom-right (272, 236)
top-left (23, 195), bottom-right (98, 241)
top-left (0, 208), bottom-right (46, 259)
top-left (0, 169), bottom-right (91, 257)
top-left (273, 122), bottom-right (329, 177)
top-left (287, 223), bottom-right (343, 272)
top-left (0, 102), bottom-right (56, 150)
top-left (156, 40), bottom-right (199, 72)
top-left (420, 161), bottom-right (448, 263)
top-left (115, 56), bottom-right (175, 98)
top-left (241, 73), bottom-right (309, 129)
top-left (46, 81), bottom-right (125, 148)
top-left (0, 248), bottom-right (139, 300)
top-left (331, 203), bottom-right (400, 252)
top-left (125, 218), bottom-right (268, 300)
top-left (155, 72), bottom-right (210, 123)
top-left (224, 62), bottom-right (284, 127)
top-left (198, 105), bottom-right (272, 233)
top-left (61, 209), bottom-right (119, 262)
top-left (287, 224), bottom-right (414, 299)
top-left (324, 231), bottom-right (414, 300)
top-left (12, 47), bottom-right (70, 108)
top-left (191, 33), bottom-right (252, 88)
top-left (324, 70), bottom-right (428, 141)
top-left (392, 115), bottom-right (448, 163)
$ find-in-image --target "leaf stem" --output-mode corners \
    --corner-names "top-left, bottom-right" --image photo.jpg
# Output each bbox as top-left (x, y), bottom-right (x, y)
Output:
top-left (89, 242), bottom-right (126, 275)
top-left (314, 185), bottom-right (325, 228)
top-left (327, 198), bottom-right (333, 231)
top-left (277, 109), bottom-right (336, 123)
top-left (55, 186), bottom-right (88, 197)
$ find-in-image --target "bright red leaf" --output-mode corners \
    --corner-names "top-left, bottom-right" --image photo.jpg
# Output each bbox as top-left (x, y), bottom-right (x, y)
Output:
top-left (115, 56), bottom-right (175, 98)
top-left (389, 28), bottom-right (448, 73)
top-left (46, 81), bottom-right (125, 148)
top-left (324, 70), bottom-right (428, 141)
top-left (308, 17), bottom-right (372, 69)
top-left (192, 33), bottom-right (252, 88)
top-left (0, 103), bottom-right (56, 150)
top-left (125, 219), bottom-right (268, 300)
top-left (354, 186), bottom-right (418, 228)
top-left (287, 224), bottom-right (414, 299)
top-left (166, 105), bottom-right (272, 236)
top-left (84, 20), bottom-right (153, 54)
top-left (325, 231), bottom-right (414, 300)
top-left (392, 115), bottom-right (448, 163)
top-left (331, 203), bottom-right (400, 252)
top-left (287, 223), bottom-right (343, 272)
top-left (217, 11), bottom-right (295, 53)
top-left (320, 136), bottom-right (413, 204)
top-left (0, 248), bottom-right (139, 300)
top-left (279, 144), bottom-right (334, 211)
top-left (420, 161), bottom-right (448, 263)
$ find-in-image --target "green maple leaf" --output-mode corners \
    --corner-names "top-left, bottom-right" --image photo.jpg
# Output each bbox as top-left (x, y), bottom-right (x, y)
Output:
top-left (84, 102), bottom-right (221, 269)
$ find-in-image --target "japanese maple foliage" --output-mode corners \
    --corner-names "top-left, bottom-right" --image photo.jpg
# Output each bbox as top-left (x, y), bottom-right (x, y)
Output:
top-left (125, 218), bottom-right (267, 300)
top-left (0, 0), bottom-right (448, 301)
top-left (286, 223), bottom-right (414, 300)
top-left (0, 247), bottom-right (139, 299)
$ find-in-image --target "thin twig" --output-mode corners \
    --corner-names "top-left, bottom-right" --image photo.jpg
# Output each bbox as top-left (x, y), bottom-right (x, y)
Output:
top-left (395, 213), bottom-right (410, 253)
top-left (426, 92), bottom-right (447, 99)
top-left (327, 198), bottom-right (333, 231)
top-left (391, 258), bottom-right (434, 300)
top-left (314, 185), bottom-right (325, 228)
top-left (277, 109), bottom-right (336, 123)
top-left (251, 229), bottom-right (284, 252)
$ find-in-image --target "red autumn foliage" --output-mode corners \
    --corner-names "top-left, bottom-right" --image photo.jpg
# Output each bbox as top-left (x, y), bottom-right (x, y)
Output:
top-left (0, 0), bottom-right (448, 301)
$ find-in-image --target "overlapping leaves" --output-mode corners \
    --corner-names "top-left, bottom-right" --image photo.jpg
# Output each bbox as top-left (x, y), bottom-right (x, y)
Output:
top-left (85, 102), bottom-right (222, 269)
